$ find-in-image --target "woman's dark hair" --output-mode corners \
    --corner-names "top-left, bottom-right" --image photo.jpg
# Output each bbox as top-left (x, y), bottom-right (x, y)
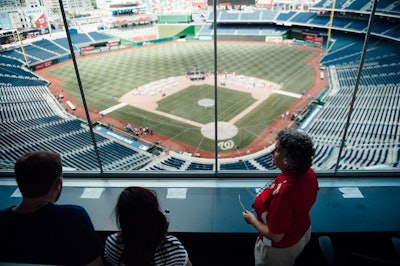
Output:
top-left (115, 186), bottom-right (168, 266)
top-left (276, 128), bottom-right (315, 172)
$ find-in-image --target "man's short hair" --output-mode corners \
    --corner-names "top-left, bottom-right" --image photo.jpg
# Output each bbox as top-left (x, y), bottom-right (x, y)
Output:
top-left (15, 150), bottom-right (62, 198)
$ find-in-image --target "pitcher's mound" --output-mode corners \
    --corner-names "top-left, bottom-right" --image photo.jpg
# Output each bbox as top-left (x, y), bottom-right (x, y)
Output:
top-left (201, 122), bottom-right (238, 140)
top-left (198, 98), bottom-right (215, 108)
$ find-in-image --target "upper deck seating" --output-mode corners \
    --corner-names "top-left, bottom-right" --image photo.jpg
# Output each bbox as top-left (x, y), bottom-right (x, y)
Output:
top-left (32, 39), bottom-right (69, 55)
top-left (239, 11), bottom-right (262, 21)
top-left (290, 12), bottom-right (316, 24)
top-left (23, 44), bottom-right (59, 60)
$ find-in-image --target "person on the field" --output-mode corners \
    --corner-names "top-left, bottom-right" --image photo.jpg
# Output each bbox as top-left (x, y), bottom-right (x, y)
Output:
top-left (243, 128), bottom-right (319, 266)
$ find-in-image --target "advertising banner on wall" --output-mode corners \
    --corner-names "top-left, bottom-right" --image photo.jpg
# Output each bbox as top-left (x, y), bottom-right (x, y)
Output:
top-left (34, 61), bottom-right (53, 71)
top-left (24, 8), bottom-right (48, 28)
top-left (0, 12), bottom-right (13, 30)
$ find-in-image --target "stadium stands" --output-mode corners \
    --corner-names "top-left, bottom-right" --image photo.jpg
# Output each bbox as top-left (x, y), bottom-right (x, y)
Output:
top-left (23, 44), bottom-right (60, 61)
top-left (0, 58), bottom-right (152, 170)
top-left (204, 9), bottom-right (399, 42)
top-left (308, 60), bottom-right (400, 169)
top-left (30, 39), bottom-right (69, 55)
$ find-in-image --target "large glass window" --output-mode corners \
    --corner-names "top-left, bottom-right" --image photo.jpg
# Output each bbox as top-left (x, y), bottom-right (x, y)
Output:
top-left (0, 0), bottom-right (399, 176)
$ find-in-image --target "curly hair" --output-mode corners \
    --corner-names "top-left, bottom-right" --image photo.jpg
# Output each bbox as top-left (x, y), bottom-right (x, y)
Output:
top-left (276, 128), bottom-right (315, 172)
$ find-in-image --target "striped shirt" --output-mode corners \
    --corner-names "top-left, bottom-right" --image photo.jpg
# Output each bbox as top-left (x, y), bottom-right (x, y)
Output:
top-left (105, 233), bottom-right (189, 266)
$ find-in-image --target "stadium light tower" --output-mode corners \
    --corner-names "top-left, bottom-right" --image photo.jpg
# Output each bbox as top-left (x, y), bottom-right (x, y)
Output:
top-left (326, 0), bottom-right (336, 49)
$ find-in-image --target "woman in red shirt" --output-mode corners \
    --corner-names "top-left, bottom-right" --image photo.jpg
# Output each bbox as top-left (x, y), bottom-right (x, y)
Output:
top-left (243, 128), bottom-right (319, 266)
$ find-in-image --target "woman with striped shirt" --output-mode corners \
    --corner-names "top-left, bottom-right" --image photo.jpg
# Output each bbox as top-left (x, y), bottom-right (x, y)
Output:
top-left (104, 186), bottom-right (192, 266)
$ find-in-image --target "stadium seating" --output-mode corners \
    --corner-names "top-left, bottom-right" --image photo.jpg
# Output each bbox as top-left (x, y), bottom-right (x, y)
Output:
top-left (31, 39), bottom-right (69, 55)
top-left (23, 44), bottom-right (59, 60)
top-left (240, 10), bottom-right (262, 21)
top-left (0, 68), bottom-right (152, 171)
top-left (308, 59), bottom-right (400, 169)
top-left (290, 12), bottom-right (316, 24)
top-left (220, 160), bottom-right (258, 171)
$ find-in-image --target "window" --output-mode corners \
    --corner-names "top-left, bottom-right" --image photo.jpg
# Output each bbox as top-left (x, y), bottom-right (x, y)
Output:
top-left (0, 0), bottom-right (399, 177)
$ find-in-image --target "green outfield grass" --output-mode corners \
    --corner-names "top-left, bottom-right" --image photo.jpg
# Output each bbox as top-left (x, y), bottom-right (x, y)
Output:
top-left (45, 41), bottom-right (315, 152)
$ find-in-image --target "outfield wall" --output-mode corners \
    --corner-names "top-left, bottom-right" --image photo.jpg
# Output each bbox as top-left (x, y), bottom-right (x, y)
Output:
top-left (174, 25), bottom-right (201, 38)
top-left (132, 36), bottom-right (177, 46)
top-left (29, 54), bottom-right (72, 71)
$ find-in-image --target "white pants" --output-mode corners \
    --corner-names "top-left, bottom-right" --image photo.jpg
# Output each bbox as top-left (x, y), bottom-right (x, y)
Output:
top-left (254, 226), bottom-right (312, 266)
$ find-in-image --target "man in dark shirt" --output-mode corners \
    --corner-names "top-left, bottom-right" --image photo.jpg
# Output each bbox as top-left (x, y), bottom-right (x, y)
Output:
top-left (0, 150), bottom-right (104, 265)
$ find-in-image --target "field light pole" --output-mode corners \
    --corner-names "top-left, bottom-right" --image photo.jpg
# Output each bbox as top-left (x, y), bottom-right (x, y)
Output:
top-left (16, 30), bottom-right (30, 68)
top-left (326, 0), bottom-right (336, 50)
top-left (58, 0), bottom-right (104, 174)
top-left (334, 0), bottom-right (378, 174)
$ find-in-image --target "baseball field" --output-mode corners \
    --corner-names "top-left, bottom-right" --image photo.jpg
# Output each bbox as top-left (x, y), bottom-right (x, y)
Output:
top-left (41, 41), bottom-right (321, 156)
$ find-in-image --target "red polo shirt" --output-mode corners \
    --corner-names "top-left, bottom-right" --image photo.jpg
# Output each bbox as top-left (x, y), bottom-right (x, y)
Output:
top-left (253, 168), bottom-right (318, 248)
